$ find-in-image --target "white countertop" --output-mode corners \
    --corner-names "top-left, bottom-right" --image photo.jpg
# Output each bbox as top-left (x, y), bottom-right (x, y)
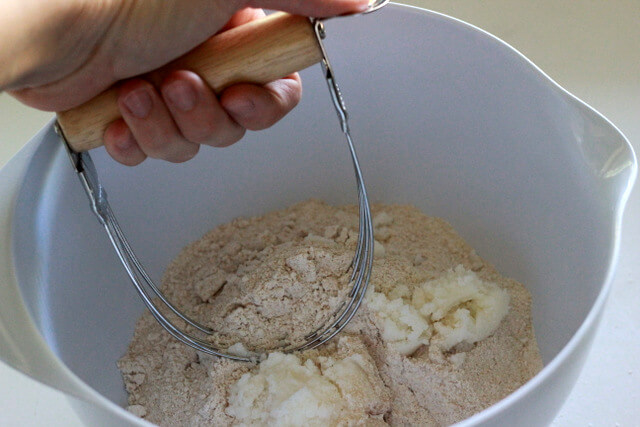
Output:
top-left (1, 1), bottom-right (638, 425)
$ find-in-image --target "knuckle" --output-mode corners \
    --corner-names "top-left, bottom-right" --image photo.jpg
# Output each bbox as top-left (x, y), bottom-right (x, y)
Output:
top-left (120, 155), bottom-right (146, 167)
top-left (183, 118), bottom-right (246, 147)
top-left (205, 125), bottom-right (246, 148)
top-left (137, 136), bottom-right (171, 158)
top-left (247, 112), bottom-right (278, 131)
top-left (229, 126), bottom-right (247, 145)
top-left (168, 145), bottom-right (199, 163)
top-left (182, 120), bottom-right (219, 144)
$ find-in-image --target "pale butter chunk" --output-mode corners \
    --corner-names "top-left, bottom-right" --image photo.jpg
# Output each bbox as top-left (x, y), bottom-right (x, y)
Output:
top-left (367, 265), bottom-right (510, 354)
top-left (415, 265), bottom-right (510, 350)
top-left (366, 291), bottom-right (432, 356)
top-left (226, 346), bottom-right (387, 426)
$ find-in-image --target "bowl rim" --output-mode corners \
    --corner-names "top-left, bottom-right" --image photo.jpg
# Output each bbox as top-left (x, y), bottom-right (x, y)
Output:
top-left (2, 2), bottom-right (637, 426)
top-left (391, 2), bottom-right (638, 425)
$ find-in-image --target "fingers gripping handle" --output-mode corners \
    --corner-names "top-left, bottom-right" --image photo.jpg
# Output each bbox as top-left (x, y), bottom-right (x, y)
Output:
top-left (56, 13), bottom-right (322, 152)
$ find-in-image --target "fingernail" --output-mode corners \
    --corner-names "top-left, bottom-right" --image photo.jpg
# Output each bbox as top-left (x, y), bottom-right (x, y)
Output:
top-left (123, 87), bottom-right (153, 119)
top-left (163, 80), bottom-right (198, 112)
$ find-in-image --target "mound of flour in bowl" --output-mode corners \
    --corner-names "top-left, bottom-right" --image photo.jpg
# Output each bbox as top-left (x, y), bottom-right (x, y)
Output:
top-left (118, 200), bottom-right (542, 426)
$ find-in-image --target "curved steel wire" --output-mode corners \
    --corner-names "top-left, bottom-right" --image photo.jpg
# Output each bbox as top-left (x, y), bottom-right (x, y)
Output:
top-left (57, 13), bottom-right (377, 362)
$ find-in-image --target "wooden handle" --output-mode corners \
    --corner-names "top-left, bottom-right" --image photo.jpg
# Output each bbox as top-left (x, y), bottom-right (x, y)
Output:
top-left (56, 13), bottom-right (322, 152)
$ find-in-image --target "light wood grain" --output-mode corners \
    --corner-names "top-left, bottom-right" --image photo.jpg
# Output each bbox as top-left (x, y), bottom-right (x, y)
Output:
top-left (57, 13), bottom-right (322, 152)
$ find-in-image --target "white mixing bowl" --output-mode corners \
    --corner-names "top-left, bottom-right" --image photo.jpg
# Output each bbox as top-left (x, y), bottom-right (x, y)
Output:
top-left (0, 4), bottom-right (636, 426)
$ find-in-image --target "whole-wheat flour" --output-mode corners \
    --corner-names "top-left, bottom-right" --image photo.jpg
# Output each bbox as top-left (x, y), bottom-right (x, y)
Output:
top-left (118, 200), bottom-right (542, 426)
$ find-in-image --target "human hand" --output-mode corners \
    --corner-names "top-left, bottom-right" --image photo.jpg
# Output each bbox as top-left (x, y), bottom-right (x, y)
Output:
top-left (1, 0), bottom-right (369, 165)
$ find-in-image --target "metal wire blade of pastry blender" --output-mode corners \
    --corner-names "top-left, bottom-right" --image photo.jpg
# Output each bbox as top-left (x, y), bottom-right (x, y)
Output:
top-left (58, 0), bottom-right (388, 362)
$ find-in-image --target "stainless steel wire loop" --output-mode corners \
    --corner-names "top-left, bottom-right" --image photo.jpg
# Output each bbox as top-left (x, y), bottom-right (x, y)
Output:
top-left (57, 16), bottom-right (375, 362)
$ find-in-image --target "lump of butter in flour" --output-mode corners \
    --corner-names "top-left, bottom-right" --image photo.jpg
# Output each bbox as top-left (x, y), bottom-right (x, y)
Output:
top-left (367, 290), bottom-right (432, 355)
top-left (367, 265), bottom-right (510, 355)
top-left (226, 337), bottom-right (390, 426)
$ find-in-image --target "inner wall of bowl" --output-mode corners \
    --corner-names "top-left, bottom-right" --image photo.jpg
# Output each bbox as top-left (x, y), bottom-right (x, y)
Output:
top-left (14, 7), bottom-right (616, 407)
